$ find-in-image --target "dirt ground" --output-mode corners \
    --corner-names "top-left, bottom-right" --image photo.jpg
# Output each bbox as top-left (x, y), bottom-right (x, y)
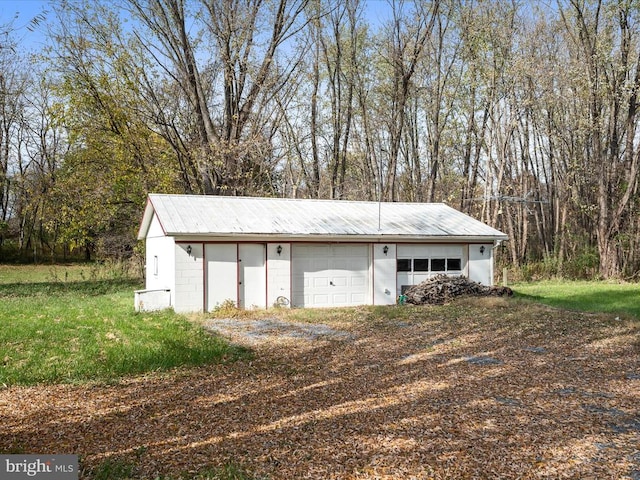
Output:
top-left (1, 298), bottom-right (639, 479)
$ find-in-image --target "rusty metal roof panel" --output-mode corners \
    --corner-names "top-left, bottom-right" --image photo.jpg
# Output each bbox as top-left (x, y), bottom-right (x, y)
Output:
top-left (139, 194), bottom-right (508, 240)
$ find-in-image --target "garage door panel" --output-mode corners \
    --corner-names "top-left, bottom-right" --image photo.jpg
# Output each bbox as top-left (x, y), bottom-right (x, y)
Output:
top-left (333, 293), bottom-right (348, 304)
top-left (332, 276), bottom-right (347, 287)
top-left (314, 294), bottom-right (329, 305)
top-left (351, 293), bottom-right (366, 303)
top-left (292, 244), bottom-right (370, 308)
top-left (413, 273), bottom-right (431, 283)
top-left (313, 277), bottom-right (329, 287)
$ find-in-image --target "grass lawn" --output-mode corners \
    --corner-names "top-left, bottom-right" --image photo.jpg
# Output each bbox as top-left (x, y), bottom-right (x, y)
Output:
top-left (513, 280), bottom-right (640, 319)
top-left (0, 271), bottom-right (247, 386)
top-left (0, 262), bottom-right (128, 284)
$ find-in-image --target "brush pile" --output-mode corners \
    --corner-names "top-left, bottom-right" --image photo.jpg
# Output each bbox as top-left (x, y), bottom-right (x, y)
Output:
top-left (403, 274), bottom-right (513, 305)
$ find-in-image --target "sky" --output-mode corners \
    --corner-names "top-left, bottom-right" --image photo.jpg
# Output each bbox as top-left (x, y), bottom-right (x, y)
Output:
top-left (2, 0), bottom-right (396, 53)
top-left (1, 0), bottom-right (52, 51)
top-left (0, 0), bottom-right (48, 20)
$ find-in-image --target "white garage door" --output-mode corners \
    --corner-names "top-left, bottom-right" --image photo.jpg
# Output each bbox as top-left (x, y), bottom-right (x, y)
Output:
top-left (292, 244), bottom-right (370, 308)
top-left (396, 244), bottom-right (465, 295)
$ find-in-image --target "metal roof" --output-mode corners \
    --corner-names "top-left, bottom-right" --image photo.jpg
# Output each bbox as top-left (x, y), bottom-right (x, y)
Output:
top-left (138, 194), bottom-right (508, 241)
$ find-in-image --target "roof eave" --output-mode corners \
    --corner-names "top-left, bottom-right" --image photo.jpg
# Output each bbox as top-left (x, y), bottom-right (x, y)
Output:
top-left (165, 232), bottom-right (509, 243)
top-left (137, 198), bottom-right (159, 240)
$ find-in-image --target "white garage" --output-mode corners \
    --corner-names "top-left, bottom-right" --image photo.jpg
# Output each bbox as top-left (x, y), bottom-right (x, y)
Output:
top-left (136, 194), bottom-right (508, 312)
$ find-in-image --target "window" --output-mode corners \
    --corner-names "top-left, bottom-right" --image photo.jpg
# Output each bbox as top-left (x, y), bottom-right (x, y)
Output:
top-left (397, 259), bottom-right (411, 272)
top-left (447, 258), bottom-right (462, 271)
top-left (431, 258), bottom-right (446, 271)
top-left (397, 256), bottom-right (462, 274)
top-left (153, 256), bottom-right (159, 276)
top-left (414, 258), bottom-right (430, 271)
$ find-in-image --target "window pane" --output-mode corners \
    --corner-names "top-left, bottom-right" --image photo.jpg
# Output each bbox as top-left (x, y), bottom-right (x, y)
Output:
top-left (431, 258), bottom-right (446, 271)
top-left (447, 258), bottom-right (462, 271)
top-left (397, 259), bottom-right (411, 272)
top-left (414, 258), bottom-right (430, 271)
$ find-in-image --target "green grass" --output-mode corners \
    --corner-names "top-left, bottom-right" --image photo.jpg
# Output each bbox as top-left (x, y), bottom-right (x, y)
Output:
top-left (0, 262), bottom-right (130, 284)
top-left (87, 460), bottom-right (264, 480)
top-left (513, 280), bottom-right (640, 319)
top-left (0, 272), bottom-right (248, 386)
top-left (0, 264), bottom-right (83, 283)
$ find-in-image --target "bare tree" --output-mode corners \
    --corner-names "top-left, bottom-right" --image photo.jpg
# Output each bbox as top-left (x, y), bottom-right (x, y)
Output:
top-left (378, 0), bottom-right (440, 201)
top-left (559, 0), bottom-right (640, 278)
top-left (0, 35), bottom-right (29, 253)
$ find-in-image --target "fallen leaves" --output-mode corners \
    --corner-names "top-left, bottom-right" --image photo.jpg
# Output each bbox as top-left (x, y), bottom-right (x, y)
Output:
top-left (1, 299), bottom-right (639, 479)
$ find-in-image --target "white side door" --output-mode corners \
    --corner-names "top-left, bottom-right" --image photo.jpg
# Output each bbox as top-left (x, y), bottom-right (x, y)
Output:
top-left (206, 243), bottom-right (238, 310)
top-left (238, 243), bottom-right (267, 309)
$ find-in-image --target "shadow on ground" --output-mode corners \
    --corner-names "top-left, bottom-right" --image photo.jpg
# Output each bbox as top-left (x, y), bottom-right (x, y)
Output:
top-left (1, 298), bottom-right (639, 479)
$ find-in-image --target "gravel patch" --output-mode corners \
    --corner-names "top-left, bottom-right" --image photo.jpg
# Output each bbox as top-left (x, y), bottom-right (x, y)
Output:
top-left (204, 318), bottom-right (354, 345)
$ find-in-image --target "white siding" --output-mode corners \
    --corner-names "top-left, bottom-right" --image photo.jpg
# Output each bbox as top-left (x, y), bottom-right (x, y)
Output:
top-left (146, 212), bottom-right (165, 237)
top-left (468, 244), bottom-right (494, 285)
top-left (267, 243), bottom-right (291, 307)
top-left (373, 243), bottom-right (396, 305)
top-left (174, 243), bottom-right (204, 313)
top-left (145, 214), bottom-right (175, 296)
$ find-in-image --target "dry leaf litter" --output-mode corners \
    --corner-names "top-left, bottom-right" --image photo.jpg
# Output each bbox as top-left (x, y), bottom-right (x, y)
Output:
top-left (1, 298), bottom-right (639, 479)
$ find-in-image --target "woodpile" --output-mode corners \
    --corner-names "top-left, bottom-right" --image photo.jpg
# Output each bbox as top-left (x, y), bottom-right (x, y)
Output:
top-left (403, 275), bottom-right (513, 305)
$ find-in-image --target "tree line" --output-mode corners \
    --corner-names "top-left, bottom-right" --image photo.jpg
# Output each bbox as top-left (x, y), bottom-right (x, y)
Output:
top-left (0, 0), bottom-right (638, 279)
